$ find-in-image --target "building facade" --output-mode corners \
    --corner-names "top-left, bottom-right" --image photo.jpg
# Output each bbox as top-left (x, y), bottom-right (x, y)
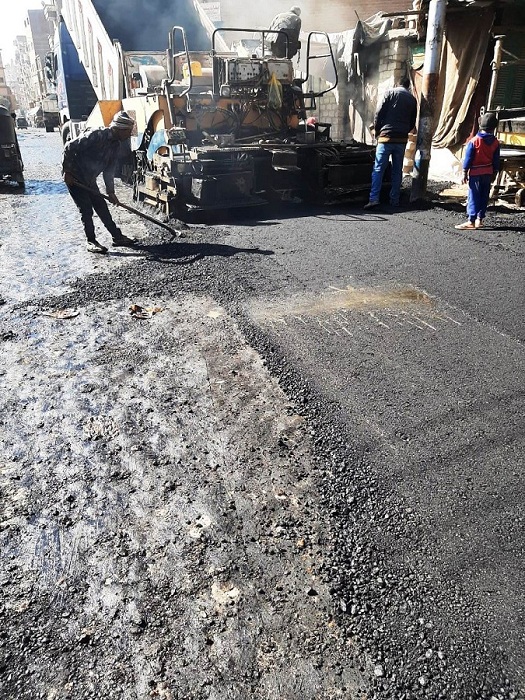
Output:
top-left (0, 50), bottom-right (17, 112)
top-left (23, 10), bottom-right (54, 106)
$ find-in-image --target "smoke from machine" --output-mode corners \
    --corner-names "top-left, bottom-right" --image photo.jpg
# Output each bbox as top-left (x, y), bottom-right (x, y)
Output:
top-left (92, 0), bottom-right (213, 51)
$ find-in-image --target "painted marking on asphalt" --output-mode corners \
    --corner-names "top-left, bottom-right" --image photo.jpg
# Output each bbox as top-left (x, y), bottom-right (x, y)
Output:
top-left (369, 312), bottom-right (390, 329)
top-left (399, 312), bottom-right (426, 330)
top-left (333, 314), bottom-right (354, 336)
top-left (411, 315), bottom-right (437, 331)
top-left (438, 312), bottom-right (462, 325)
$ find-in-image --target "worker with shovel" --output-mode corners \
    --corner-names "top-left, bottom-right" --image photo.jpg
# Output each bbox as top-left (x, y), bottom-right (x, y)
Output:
top-left (62, 111), bottom-right (136, 253)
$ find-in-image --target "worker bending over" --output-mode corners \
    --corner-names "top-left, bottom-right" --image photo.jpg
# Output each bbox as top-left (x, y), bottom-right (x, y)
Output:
top-left (62, 111), bottom-right (136, 254)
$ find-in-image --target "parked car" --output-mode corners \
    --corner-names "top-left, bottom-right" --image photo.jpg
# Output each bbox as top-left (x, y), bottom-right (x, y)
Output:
top-left (16, 117), bottom-right (28, 129)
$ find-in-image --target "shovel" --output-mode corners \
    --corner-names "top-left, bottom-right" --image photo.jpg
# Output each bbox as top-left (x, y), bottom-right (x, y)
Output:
top-left (71, 179), bottom-right (185, 238)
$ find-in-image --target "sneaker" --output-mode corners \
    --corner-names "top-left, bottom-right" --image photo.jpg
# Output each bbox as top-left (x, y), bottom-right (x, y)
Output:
top-left (112, 233), bottom-right (135, 247)
top-left (87, 240), bottom-right (108, 254)
top-left (364, 200), bottom-right (379, 209)
top-left (454, 221), bottom-right (476, 230)
top-left (475, 218), bottom-right (484, 229)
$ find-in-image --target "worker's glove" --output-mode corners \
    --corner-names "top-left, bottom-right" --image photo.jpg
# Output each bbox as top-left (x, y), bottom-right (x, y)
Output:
top-left (63, 172), bottom-right (75, 187)
top-left (461, 170), bottom-right (469, 185)
top-left (107, 192), bottom-right (120, 205)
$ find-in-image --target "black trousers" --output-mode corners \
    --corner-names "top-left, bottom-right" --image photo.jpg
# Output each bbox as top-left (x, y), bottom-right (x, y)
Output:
top-left (67, 182), bottom-right (119, 242)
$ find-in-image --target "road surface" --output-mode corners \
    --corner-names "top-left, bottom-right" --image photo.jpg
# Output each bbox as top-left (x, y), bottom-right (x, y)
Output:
top-left (0, 129), bottom-right (524, 700)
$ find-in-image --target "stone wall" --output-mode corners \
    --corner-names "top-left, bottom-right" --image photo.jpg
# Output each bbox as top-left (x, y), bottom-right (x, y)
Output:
top-left (376, 35), bottom-right (412, 104)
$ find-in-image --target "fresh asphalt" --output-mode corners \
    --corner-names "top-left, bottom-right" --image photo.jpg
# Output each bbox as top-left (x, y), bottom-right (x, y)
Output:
top-left (211, 199), bottom-right (525, 697)
top-left (2, 128), bottom-right (524, 698)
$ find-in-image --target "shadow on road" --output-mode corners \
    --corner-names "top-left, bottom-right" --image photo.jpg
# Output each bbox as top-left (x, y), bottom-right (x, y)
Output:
top-left (137, 239), bottom-right (274, 265)
top-left (0, 183), bottom-right (25, 195)
top-left (0, 180), bottom-right (67, 196)
top-left (25, 180), bottom-right (67, 195)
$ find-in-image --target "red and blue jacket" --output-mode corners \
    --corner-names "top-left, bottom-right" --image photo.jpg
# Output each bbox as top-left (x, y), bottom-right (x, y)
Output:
top-left (463, 131), bottom-right (500, 177)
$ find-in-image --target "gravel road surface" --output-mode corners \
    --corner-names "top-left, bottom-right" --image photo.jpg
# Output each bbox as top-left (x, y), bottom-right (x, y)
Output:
top-left (0, 129), bottom-right (523, 700)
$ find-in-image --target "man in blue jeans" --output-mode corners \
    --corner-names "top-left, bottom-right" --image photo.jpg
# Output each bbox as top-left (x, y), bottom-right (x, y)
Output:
top-left (365, 77), bottom-right (417, 209)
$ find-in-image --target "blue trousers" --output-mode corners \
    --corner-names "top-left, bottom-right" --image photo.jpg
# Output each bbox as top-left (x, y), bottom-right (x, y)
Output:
top-left (369, 142), bottom-right (406, 205)
top-left (467, 174), bottom-right (492, 221)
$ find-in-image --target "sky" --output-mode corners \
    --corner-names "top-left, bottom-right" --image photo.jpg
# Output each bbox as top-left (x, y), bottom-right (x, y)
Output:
top-left (0, 0), bottom-right (44, 64)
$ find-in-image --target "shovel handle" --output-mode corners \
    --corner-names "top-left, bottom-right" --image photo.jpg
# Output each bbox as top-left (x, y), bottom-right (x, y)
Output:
top-left (70, 178), bottom-right (181, 237)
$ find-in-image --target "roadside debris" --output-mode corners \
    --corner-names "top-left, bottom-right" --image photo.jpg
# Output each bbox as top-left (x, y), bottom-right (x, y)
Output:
top-left (128, 303), bottom-right (164, 319)
top-left (41, 308), bottom-right (80, 319)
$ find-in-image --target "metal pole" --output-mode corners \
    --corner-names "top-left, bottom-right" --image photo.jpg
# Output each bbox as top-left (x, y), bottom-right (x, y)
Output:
top-left (486, 36), bottom-right (504, 112)
top-left (410, 0), bottom-right (447, 202)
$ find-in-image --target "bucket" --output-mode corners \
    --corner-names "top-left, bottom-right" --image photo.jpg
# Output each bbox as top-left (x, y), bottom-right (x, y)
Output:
top-left (182, 61), bottom-right (202, 80)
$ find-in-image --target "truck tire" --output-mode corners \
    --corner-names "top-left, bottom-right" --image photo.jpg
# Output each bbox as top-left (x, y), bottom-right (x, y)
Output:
top-left (45, 122), bottom-right (54, 133)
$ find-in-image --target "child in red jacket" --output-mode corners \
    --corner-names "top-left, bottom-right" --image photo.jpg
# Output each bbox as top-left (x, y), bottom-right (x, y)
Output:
top-left (455, 112), bottom-right (500, 230)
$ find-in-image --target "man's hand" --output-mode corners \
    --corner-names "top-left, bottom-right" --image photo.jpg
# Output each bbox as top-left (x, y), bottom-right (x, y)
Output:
top-left (107, 192), bottom-right (119, 205)
top-left (63, 172), bottom-right (75, 187)
top-left (461, 170), bottom-right (469, 185)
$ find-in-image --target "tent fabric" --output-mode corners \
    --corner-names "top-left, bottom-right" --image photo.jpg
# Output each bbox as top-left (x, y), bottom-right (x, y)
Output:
top-left (324, 16), bottom-right (390, 141)
top-left (336, 14), bottom-right (391, 75)
top-left (432, 8), bottom-right (495, 149)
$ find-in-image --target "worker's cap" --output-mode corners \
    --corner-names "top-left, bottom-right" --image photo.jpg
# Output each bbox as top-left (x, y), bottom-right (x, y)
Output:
top-left (479, 112), bottom-right (498, 130)
top-left (290, 5), bottom-right (301, 15)
top-left (110, 111), bottom-right (135, 130)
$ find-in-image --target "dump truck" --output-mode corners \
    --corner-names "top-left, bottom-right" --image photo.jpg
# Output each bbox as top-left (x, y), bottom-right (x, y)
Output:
top-left (41, 95), bottom-right (60, 132)
top-left (48, 19), bottom-right (98, 142)
top-left (60, 0), bottom-right (375, 217)
top-left (27, 97), bottom-right (60, 132)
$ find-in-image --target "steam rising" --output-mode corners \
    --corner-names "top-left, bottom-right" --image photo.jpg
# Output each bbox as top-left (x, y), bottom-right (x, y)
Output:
top-left (92, 0), bottom-right (213, 51)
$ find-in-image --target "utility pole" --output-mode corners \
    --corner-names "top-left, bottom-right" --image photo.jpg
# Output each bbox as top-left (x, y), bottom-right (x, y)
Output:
top-left (410, 0), bottom-right (447, 201)
top-left (486, 36), bottom-right (504, 111)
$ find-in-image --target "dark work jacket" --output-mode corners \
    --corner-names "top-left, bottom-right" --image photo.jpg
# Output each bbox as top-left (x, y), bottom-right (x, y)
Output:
top-left (62, 127), bottom-right (121, 192)
top-left (374, 86), bottom-right (417, 142)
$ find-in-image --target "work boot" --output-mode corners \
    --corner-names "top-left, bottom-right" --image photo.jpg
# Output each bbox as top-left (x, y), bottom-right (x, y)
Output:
top-left (364, 200), bottom-right (379, 210)
top-left (86, 239), bottom-right (108, 254)
top-left (112, 231), bottom-right (135, 247)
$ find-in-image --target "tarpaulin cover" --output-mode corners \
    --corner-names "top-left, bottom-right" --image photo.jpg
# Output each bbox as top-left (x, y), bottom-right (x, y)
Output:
top-left (335, 14), bottom-right (390, 77)
top-left (432, 8), bottom-right (495, 149)
top-left (298, 15), bottom-right (389, 86)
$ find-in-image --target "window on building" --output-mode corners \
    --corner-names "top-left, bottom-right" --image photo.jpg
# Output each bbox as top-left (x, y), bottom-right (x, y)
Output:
top-left (88, 20), bottom-right (97, 86)
top-left (97, 41), bottom-right (106, 98)
top-left (108, 62), bottom-right (114, 99)
top-left (78, 2), bottom-right (88, 67)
